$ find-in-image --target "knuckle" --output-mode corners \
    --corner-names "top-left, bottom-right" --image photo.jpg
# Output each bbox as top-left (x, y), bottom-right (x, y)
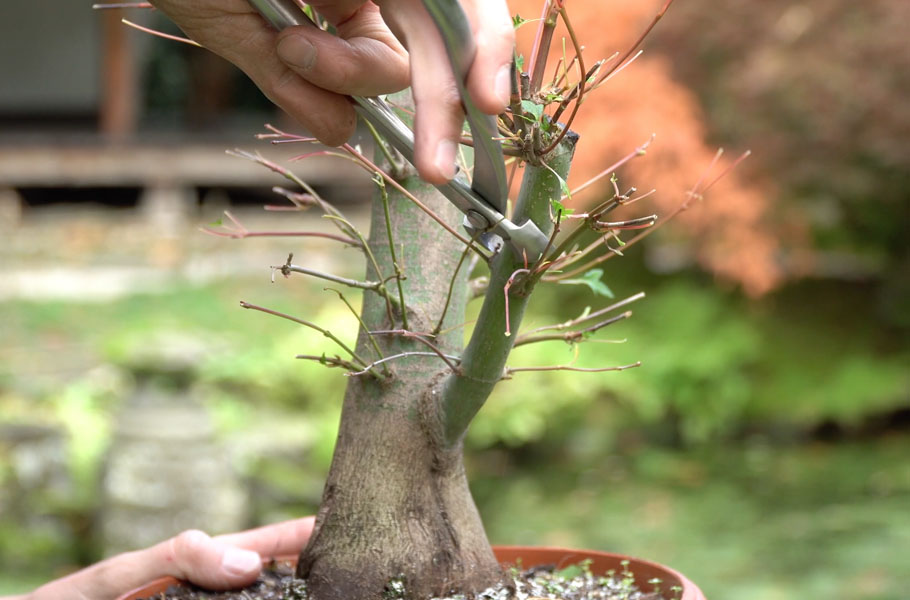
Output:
top-left (268, 68), bottom-right (300, 98)
top-left (172, 529), bottom-right (210, 558)
top-left (436, 83), bottom-right (463, 111)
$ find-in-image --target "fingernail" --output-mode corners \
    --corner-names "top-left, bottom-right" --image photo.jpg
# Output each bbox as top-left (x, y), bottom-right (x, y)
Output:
top-left (277, 34), bottom-right (317, 71)
top-left (495, 64), bottom-right (512, 107)
top-left (434, 139), bottom-right (457, 180)
top-left (221, 548), bottom-right (261, 576)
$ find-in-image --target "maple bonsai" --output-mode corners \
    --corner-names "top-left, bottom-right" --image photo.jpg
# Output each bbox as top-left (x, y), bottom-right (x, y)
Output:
top-left (193, 1), bottom-right (735, 598)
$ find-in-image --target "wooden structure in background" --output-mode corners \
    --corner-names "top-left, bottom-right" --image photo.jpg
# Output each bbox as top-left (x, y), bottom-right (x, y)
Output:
top-left (100, 8), bottom-right (138, 138)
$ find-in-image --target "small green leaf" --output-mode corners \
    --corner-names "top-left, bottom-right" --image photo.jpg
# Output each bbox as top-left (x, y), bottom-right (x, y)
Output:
top-left (319, 353), bottom-right (327, 365)
top-left (516, 53), bottom-right (525, 71)
top-left (555, 559), bottom-right (593, 580)
top-left (550, 197), bottom-right (575, 216)
top-left (558, 269), bottom-right (614, 298)
top-left (555, 171), bottom-right (571, 199)
top-left (208, 218), bottom-right (222, 227)
top-left (512, 13), bottom-right (528, 29)
top-left (541, 161), bottom-right (573, 205)
top-left (520, 99), bottom-right (544, 120)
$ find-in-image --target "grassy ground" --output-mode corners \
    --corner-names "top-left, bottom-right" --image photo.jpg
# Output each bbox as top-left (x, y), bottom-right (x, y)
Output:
top-left (1, 277), bottom-right (907, 598)
top-left (473, 437), bottom-right (910, 600)
top-left (3, 436), bottom-right (906, 599)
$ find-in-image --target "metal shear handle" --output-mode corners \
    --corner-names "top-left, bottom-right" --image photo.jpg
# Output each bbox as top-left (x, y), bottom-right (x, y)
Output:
top-left (246, 0), bottom-right (549, 259)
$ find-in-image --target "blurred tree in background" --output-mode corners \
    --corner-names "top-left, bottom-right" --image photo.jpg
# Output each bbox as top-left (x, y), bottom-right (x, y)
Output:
top-left (2, 0), bottom-right (909, 597)
top-left (649, 0), bottom-right (910, 322)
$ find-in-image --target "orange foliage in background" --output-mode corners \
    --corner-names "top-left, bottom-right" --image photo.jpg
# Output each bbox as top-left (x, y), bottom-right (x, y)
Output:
top-left (509, 0), bottom-right (783, 296)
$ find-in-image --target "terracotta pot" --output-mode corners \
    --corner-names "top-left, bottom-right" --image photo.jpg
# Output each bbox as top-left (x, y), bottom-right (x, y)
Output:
top-left (117, 546), bottom-right (705, 600)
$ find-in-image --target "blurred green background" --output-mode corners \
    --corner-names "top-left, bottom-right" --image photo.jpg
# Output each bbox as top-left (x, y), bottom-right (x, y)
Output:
top-left (1, 1), bottom-right (908, 599)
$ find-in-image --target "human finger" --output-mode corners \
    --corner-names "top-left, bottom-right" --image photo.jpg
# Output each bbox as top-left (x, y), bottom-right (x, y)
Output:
top-left (150, 529), bottom-right (263, 590)
top-left (219, 15), bottom-right (358, 145)
top-left (146, 4), bottom-right (357, 146)
top-left (276, 4), bottom-right (409, 97)
top-left (215, 516), bottom-right (315, 558)
top-left (23, 530), bottom-right (261, 600)
top-left (462, 0), bottom-right (515, 113)
top-left (378, 0), bottom-right (464, 183)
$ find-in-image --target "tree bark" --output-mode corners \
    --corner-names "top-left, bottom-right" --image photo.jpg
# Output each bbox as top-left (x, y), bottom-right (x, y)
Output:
top-left (296, 171), bottom-right (505, 600)
top-left (296, 110), bottom-right (577, 598)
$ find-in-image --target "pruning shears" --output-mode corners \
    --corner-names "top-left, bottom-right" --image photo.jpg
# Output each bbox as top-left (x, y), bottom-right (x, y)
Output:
top-left (247, 0), bottom-right (550, 259)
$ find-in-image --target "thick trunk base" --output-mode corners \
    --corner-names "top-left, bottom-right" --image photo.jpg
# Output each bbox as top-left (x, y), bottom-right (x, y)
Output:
top-left (296, 375), bottom-right (505, 600)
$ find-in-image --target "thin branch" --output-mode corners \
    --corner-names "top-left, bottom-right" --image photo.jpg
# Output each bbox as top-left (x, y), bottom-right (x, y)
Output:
top-left (544, 136), bottom-right (655, 266)
top-left (512, 310), bottom-right (632, 347)
top-left (340, 144), bottom-right (489, 261)
top-left (502, 361), bottom-right (641, 379)
top-left (701, 150), bottom-right (753, 194)
top-left (530, 210), bottom-right (563, 276)
top-left (503, 268), bottom-right (531, 337)
top-left (120, 19), bottom-right (201, 46)
top-left (589, 0), bottom-right (675, 89)
top-left (550, 58), bottom-right (602, 123)
top-left (348, 352), bottom-right (462, 377)
top-left (288, 149), bottom-right (362, 166)
top-left (524, 293), bottom-right (647, 339)
top-left (553, 149), bottom-right (750, 280)
top-left (324, 288), bottom-right (387, 366)
top-left (370, 330), bottom-right (461, 374)
top-left (295, 354), bottom-right (361, 373)
top-left (375, 176), bottom-right (409, 330)
top-left (258, 124), bottom-right (316, 143)
top-left (567, 134), bottom-right (654, 200)
top-left (589, 50), bottom-right (644, 91)
top-left (545, 229), bottom-right (618, 273)
top-left (227, 148), bottom-right (354, 240)
top-left (227, 149), bottom-right (313, 198)
top-left (93, 2), bottom-right (153, 8)
top-left (540, 6), bottom-right (586, 155)
top-left (269, 186), bottom-right (318, 211)
top-left (320, 213), bottom-right (397, 321)
top-left (199, 211), bottom-right (361, 246)
top-left (275, 253), bottom-right (381, 292)
top-left (528, 0), bottom-right (563, 94)
top-left (239, 301), bottom-right (368, 368)
top-left (593, 214), bottom-right (658, 232)
top-left (433, 230), bottom-right (481, 336)
top-left (361, 118), bottom-right (400, 172)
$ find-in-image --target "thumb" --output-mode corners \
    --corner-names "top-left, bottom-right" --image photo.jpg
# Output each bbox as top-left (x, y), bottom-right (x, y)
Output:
top-left (154, 529), bottom-right (263, 590)
top-left (24, 530), bottom-right (262, 600)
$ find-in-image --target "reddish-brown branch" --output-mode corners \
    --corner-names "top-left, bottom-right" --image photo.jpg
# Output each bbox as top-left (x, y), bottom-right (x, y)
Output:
top-left (553, 149), bottom-right (750, 280)
top-left (528, 0), bottom-right (564, 94)
top-left (200, 211), bottom-right (361, 246)
top-left (589, 0), bottom-right (675, 88)
top-left (503, 361), bottom-right (641, 378)
top-left (513, 310), bottom-right (632, 347)
top-left (540, 6), bottom-right (586, 155)
top-left (340, 144), bottom-right (488, 260)
top-left (370, 330), bottom-right (461, 374)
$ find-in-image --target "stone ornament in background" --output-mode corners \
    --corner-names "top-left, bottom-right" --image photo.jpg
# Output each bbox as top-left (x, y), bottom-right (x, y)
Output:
top-left (100, 334), bottom-right (248, 556)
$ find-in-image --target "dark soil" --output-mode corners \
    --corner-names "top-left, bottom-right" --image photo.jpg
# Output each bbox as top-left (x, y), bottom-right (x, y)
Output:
top-left (140, 559), bottom-right (674, 600)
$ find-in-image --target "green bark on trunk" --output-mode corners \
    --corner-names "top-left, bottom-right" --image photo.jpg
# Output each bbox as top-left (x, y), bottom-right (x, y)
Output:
top-left (298, 132), bottom-right (577, 600)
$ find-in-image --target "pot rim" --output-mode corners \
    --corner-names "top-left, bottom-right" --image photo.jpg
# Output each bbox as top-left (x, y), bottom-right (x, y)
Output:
top-left (116, 545), bottom-right (705, 600)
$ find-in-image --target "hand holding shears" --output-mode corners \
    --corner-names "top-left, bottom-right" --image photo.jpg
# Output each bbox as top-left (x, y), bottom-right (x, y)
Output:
top-left (248, 0), bottom-right (550, 257)
top-left (149, 0), bottom-right (548, 257)
top-left (148, 0), bottom-right (514, 185)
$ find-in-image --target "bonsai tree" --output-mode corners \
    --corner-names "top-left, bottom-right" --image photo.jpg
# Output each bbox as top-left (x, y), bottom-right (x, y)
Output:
top-left (178, 0), bottom-right (738, 597)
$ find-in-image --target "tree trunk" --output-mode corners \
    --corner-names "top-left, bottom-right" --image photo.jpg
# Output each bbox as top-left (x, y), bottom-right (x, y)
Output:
top-left (296, 113), bottom-right (577, 598)
top-left (296, 171), bottom-right (505, 600)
